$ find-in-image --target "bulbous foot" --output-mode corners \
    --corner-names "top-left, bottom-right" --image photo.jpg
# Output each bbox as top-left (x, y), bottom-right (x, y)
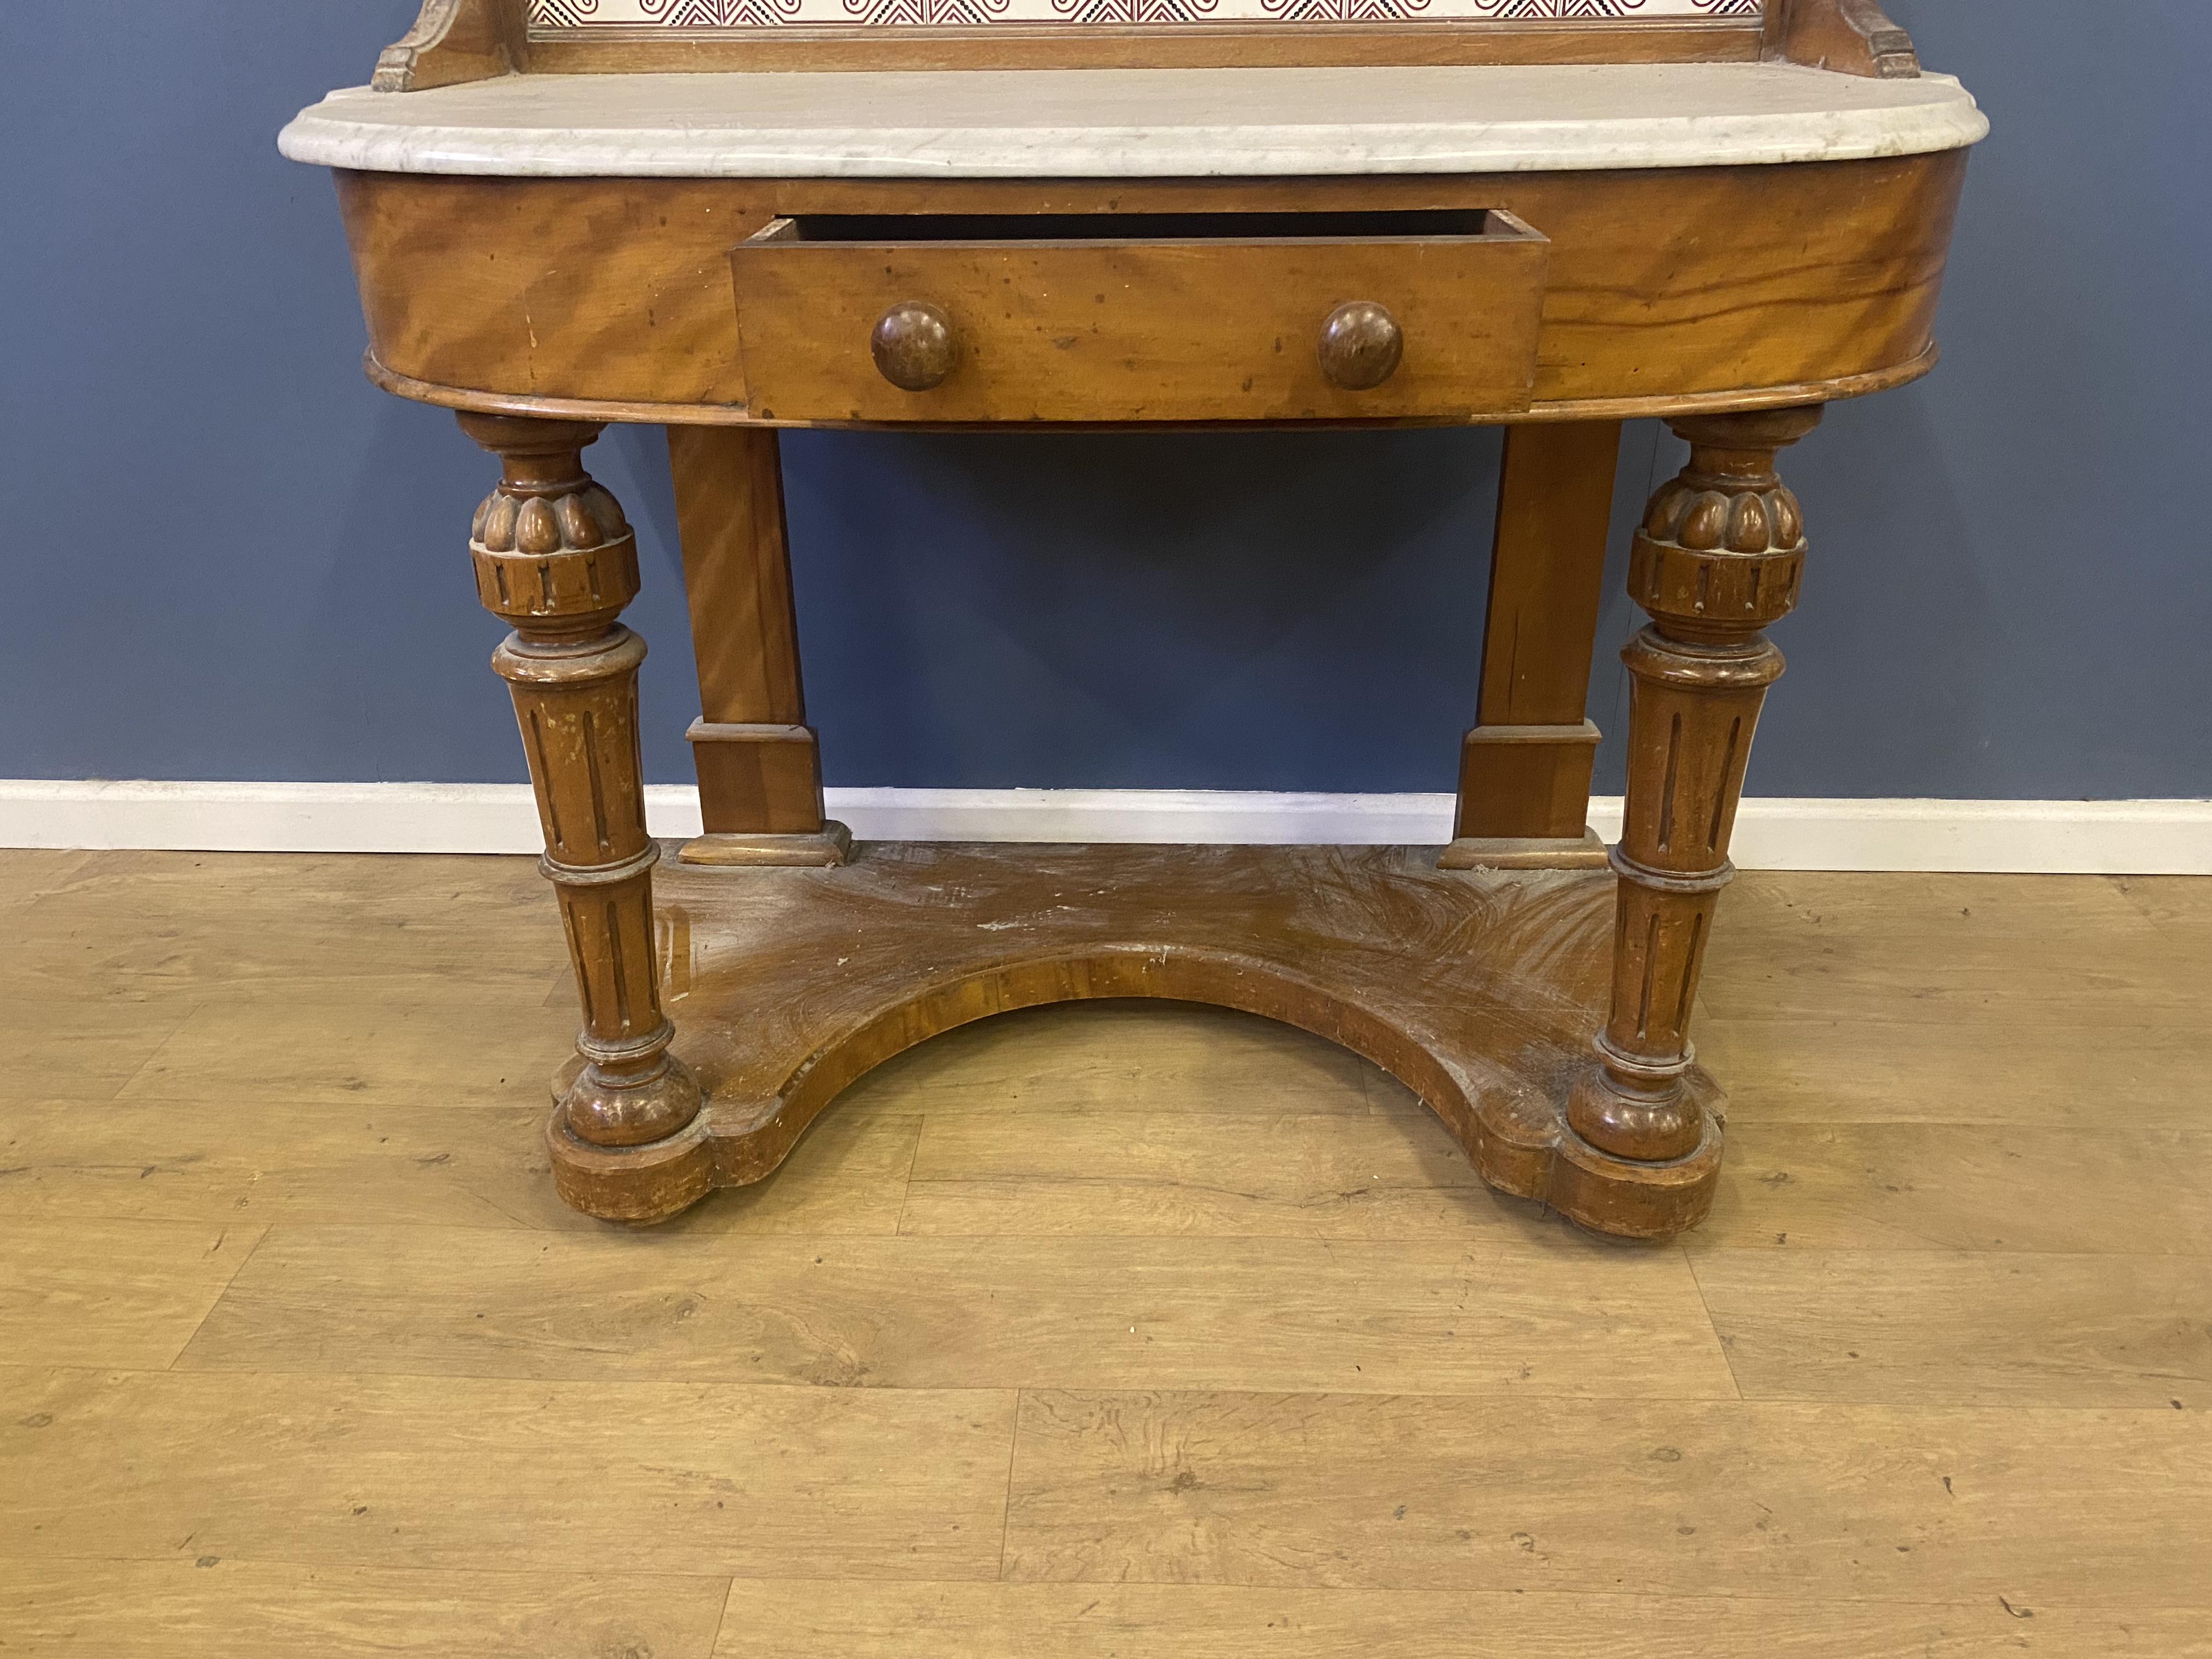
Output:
top-left (561, 1045), bottom-right (704, 1148)
top-left (1566, 1046), bottom-right (1705, 1164)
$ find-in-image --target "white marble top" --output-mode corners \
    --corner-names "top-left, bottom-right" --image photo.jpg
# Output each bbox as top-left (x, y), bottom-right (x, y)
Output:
top-left (280, 63), bottom-right (1985, 179)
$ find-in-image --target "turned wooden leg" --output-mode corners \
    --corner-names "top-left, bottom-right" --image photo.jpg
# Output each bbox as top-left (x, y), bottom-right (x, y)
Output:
top-left (1441, 421), bottom-right (1621, 871)
top-left (459, 413), bottom-right (710, 1218)
top-left (667, 425), bottom-right (849, 868)
top-left (1562, 406), bottom-right (1822, 1223)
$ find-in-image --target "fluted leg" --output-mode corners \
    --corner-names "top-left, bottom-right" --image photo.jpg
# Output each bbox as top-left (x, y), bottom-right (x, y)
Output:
top-left (1564, 407), bottom-right (1821, 1217)
top-left (459, 414), bottom-right (708, 1217)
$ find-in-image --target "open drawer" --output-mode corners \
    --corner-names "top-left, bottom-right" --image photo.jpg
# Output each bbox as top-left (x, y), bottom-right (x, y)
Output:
top-left (727, 208), bottom-right (1550, 424)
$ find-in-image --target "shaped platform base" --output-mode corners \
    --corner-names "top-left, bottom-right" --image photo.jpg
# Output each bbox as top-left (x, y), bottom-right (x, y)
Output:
top-left (547, 842), bottom-right (1724, 1238)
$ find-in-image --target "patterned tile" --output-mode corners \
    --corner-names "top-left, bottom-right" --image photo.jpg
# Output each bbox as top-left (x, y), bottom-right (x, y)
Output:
top-left (531, 0), bottom-right (1761, 32)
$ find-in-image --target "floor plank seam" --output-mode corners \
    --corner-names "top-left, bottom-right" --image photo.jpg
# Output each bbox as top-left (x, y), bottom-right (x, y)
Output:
top-left (0, 1548), bottom-right (750, 1585)
top-left (1680, 1243), bottom-right (1748, 1402)
top-left (704, 1574), bottom-right (741, 1657)
top-left (84, 1359), bottom-right (2211, 1410)
top-left (995, 1388), bottom-right (1023, 1583)
top-left (10, 1551), bottom-right (2212, 1611)
top-left (162, 1222), bottom-right (275, 1372)
top-left (890, 1114), bottom-right (927, 1237)
top-left (76, 997), bottom-right (207, 1107)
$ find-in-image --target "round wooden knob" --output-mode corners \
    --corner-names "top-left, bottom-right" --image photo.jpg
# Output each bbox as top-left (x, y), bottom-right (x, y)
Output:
top-left (1317, 301), bottom-right (1403, 391)
top-left (871, 301), bottom-right (955, 391)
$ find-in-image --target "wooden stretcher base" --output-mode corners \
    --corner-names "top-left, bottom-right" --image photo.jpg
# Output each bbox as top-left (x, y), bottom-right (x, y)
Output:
top-left (546, 841), bottom-right (1724, 1237)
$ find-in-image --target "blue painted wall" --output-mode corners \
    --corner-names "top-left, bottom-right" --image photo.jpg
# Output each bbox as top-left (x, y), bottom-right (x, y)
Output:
top-left (3, 1), bottom-right (2207, 798)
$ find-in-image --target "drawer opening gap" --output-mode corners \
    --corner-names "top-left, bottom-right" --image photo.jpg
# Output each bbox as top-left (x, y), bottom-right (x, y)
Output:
top-left (757, 208), bottom-right (1515, 245)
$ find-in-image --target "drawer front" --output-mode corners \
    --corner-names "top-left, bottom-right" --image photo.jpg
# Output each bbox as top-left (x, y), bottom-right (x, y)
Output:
top-left (729, 210), bottom-right (1549, 424)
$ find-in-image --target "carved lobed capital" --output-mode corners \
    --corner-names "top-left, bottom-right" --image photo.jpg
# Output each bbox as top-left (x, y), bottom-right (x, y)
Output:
top-left (470, 478), bottom-right (641, 639)
top-left (1629, 407), bottom-right (1820, 640)
top-left (460, 414), bottom-right (640, 640)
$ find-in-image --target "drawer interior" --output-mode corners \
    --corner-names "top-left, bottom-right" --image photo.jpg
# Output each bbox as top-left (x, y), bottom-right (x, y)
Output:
top-left (749, 207), bottom-right (1527, 246)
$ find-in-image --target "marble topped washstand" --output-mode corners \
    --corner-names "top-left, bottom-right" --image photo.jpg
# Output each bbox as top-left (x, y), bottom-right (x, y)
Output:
top-left (283, 0), bottom-right (1983, 1236)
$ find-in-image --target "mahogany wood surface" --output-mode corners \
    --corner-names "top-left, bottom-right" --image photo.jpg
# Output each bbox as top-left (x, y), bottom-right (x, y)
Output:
top-left (1446, 420), bottom-right (1621, 864)
top-left (334, 156), bottom-right (1968, 426)
top-left (368, 0), bottom-right (1911, 81)
top-left (546, 841), bottom-right (1725, 1237)
top-left (663, 426), bottom-right (845, 863)
top-left (500, 412), bottom-right (1812, 1232)
top-left (727, 208), bottom-right (1549, 424)
top-left (458, 414), bottom-right (704, 1152)
top-left (1568, 405), bottom-right (1819, 1164)
top-left (372, 0), bottom-right (526, 92)
top-left (1764, 0), bottom-right (1918, 78)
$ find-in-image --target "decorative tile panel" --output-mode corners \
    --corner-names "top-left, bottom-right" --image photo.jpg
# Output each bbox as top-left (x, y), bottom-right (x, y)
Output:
top-left (531, 0), bottom-right (1762, 30)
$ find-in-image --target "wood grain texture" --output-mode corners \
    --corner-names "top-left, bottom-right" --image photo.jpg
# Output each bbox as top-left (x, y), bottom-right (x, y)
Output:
top-left (1702, 870), bottom-right (2208, 1023)
top-left (704, 1581), bottom-right (2211, 1659)
top-left (3, 850), bottom-right (2208, 1649)
top-left (1566, 407), bottom-right (1818, 1167)
top-left (899, 1109), bottom-right (1515, 1237)
top-left (663, 422), bottom-right (836, 849)
top-left (371, 0), bottom-right (527, 92)
top-left (2112, 873), bottom-right (2212, 933)
top-left (0, 850), bottom-right (563, 1006)
top-left (1002, 1390), bottom-right (2212, 1600)
top-left (368, 339), bottom-right (1944, 431)
top-left (666, 425), bottom-right (835, 843)
top-left (1699, 1015), bottom-right (2212, 1126)
top-left (0, 1220), bottom-right (263, 1370)
top-left (839, 1000), bottom-right (1379, 1118)
top-left (0, 1365), bottom-right (1018, 1577)
top-left (177, 1227), bottom-right (1735, 1397)
top-left (669, 426), bottom-right (806, 729)
top-left (461, 415), bottom-right (708, 1154)
top-left (111, 994), bottom-right (577, 1108)
top-left (565, 843), bottom-right (1719, 1235)
top-left (5, 996), bottom-right (196, 1102)
top-left (334, 154), bottom-right (1967, 422)
top-left (729, 211), bottom-right (1548, 422)
top-left (1694, 1121), bottom-right (2212, 1252)
top-left (0, 1093), bottom-right (921, 1234)
top-left (1767, 0), bottom-right (1918, 78)
top-left (1692, 1251), bottom-right (2212, 1407)
top-left (0, 848), bottom-right (91, 906)
top-left (1477, 422), bottom-right (1623, 729)
top-left (1, 1559), bottom-right (728, 1659)
top-left (1451, 420), bottom-right (1621, 848)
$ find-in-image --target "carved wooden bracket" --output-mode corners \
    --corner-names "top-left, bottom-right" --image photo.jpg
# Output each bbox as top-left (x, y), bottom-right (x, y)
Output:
top-left (1765, 0), bottom-right (1921, 78)
top-left (373, 0), bottom-right (528, 92)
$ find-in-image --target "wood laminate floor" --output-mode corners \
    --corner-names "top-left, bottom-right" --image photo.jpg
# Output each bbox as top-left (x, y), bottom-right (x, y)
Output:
top-left (2, 849), bottom-right (2208, 1657)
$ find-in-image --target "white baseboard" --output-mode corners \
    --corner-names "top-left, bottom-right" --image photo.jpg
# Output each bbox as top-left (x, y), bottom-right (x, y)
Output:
top-left (0, 780), bottom-right (2205, 874)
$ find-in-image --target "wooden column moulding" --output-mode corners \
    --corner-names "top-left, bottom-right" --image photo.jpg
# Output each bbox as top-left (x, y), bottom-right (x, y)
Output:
top-left (1442, 421), bottom-right (1622, 872)
top-left (458, 413), bottom-right (708, 1211)
top-left (1558, 404), bottom-right (1822, 1233)
top-left (667, 426), bottom-right (850, 868)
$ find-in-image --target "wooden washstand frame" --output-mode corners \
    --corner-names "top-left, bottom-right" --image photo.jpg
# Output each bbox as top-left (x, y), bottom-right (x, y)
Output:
top-left (301, 0), bottom-right (1972, 1236)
